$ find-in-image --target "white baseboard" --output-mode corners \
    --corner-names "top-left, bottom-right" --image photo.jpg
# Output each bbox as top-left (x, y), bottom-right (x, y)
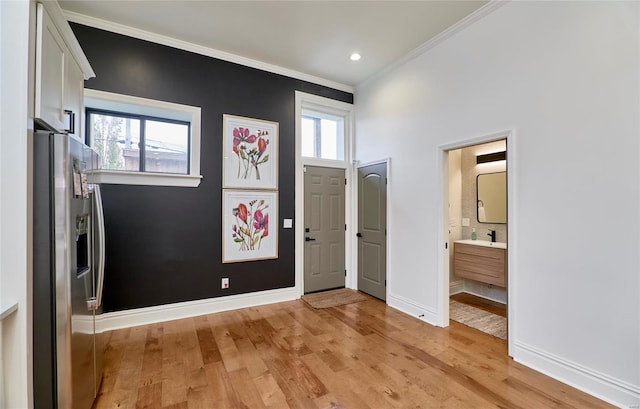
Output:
top-left (387, 292), bottom-right (441, 327)
top-left (96, 287), bottom-right (299, 332)
top-left (449, 280), bottom-right (464, 295)
top-left (513, 341), bottom-right (640, 408)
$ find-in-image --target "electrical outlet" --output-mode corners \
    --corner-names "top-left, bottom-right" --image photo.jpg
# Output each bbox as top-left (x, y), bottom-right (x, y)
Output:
top-left (221, 277), bottom-right (229, 289)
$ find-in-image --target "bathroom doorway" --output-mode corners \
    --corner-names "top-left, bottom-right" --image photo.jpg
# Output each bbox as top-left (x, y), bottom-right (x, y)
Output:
top-left (442, 136), bottom-right (511, 346)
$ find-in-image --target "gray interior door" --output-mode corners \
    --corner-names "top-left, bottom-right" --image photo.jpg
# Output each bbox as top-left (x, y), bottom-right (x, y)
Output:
top-left (358, 163), bottom-right (387, 300)
top-left (304, 166), bottom-right (346, 293)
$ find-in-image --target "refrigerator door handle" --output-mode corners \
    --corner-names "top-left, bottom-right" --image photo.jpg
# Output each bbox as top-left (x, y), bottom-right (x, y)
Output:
top-left (93, 185), bottom-right (105, 308)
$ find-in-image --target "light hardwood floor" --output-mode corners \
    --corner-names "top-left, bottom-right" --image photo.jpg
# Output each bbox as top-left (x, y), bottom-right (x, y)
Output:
top-left (94, 294), bottom-right (613, 409)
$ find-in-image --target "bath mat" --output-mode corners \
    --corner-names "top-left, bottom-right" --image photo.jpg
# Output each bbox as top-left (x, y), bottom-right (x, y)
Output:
top-left (302, 288), bottom-right (367, 309)
top-left (450, 299), bottom-right (507, 340)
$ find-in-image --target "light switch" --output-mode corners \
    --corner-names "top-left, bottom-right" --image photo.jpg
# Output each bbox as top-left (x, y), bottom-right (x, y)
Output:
top-left (462, 218), bottom-right (470, 227)
top-left (283, 219), bottom-right (293, 229)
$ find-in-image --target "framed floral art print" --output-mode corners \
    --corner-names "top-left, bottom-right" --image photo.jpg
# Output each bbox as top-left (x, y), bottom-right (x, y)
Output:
top-left (222, 190), bottom-right (278, 263)
top-left (223, 114), bottom-right (278, 190)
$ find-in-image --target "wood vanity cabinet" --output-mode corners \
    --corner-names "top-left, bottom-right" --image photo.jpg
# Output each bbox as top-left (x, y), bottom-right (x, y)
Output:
top-left (454, 243), bottom-right (506, 287)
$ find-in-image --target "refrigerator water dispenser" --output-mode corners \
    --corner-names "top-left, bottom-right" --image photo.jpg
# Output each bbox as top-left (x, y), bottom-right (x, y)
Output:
top-left (76, 214), bottom-right (90, 276)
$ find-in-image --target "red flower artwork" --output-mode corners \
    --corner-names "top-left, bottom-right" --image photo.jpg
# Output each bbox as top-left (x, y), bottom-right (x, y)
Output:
top-left (231, 199), bottom-right (269, 251)
top-left (232, 127), bottom-right (270, 180)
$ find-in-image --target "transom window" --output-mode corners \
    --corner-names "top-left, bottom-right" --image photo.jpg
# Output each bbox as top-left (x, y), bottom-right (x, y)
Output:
top-left (301, 109), bottom-right (345, 161)
top-left (87, 109), bottom-right (190, 175)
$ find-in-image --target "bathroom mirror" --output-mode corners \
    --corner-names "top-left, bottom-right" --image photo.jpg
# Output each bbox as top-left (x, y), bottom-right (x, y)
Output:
top-left (477, 172), bottom-right (507, 223)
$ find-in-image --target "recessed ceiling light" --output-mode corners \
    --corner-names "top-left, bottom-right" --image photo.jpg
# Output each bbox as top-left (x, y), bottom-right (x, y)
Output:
top-left (350, 53), bottom-right (361, 61)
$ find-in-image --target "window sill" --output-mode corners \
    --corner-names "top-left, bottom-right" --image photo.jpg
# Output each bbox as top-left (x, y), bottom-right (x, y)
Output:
top-left (87, 170), bottom-right (202, 187)
top-left (0, 302), bottom-right (18, 321)
top-left (301, 157), bottom-right (348, 168)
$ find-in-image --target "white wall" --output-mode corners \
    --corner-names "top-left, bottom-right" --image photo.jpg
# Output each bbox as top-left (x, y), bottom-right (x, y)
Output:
top-left (0, 0), bottom-right (32, 407)
top-left (355, 2), bottom-right (639, 406)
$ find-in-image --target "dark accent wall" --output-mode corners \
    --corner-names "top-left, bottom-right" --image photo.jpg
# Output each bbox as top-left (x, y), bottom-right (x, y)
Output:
top-left (71, 24), bottom-right (353, 312)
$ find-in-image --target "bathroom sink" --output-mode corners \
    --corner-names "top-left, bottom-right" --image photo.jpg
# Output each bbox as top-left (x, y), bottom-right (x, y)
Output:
top-left (455, 239), bottom-right (507, 249)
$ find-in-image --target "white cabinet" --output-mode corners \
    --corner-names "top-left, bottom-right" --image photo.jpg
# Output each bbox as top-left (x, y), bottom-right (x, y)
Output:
top-left (34, 2), bottom-right (93, 136)
top-left (64, 49), bottom-right (84, 136)
top-left (35, 3), bottom-right (67, 131)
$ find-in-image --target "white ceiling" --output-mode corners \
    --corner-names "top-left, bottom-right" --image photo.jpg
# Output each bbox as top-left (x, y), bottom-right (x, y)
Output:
top-left (59, 1), bottom-right (488, 89)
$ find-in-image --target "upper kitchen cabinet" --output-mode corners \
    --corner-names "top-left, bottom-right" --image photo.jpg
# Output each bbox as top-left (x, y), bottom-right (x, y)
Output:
top-left (35, 2), bottom-right (94, 135)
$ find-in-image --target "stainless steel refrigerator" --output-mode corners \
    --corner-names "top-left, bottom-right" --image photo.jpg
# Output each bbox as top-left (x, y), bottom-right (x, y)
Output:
top-left (33, 131), bottom-right (105, 409)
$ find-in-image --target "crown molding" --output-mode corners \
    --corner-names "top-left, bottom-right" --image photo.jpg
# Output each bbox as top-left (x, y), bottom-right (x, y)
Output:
top-left (62, 10), bottom-right (354, 94)
top-left (357, 0), bottom-right (508, 89)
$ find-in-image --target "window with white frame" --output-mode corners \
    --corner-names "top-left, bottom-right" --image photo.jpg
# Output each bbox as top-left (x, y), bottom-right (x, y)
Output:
top-left (84, 89), bottom-right (202, 187)
top-left (296, 91), bottom-right (353, 168)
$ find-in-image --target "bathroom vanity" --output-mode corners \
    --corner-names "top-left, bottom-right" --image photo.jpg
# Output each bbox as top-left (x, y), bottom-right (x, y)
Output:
top-left (454, 240), bottom-right (507, 287)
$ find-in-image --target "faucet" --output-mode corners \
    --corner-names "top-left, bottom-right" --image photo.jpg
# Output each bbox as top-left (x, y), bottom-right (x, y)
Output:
top-left (488, 229), bottom-right (496, 243)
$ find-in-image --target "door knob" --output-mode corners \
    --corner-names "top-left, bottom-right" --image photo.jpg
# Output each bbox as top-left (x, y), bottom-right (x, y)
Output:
top-left (356, 232), bottom-right (363, 238)
top-left (305, 237), bottom-right (316, 242)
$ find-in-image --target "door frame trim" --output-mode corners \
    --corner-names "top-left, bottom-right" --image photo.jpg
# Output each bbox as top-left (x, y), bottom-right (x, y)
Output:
top-left (437, 129), bottom-right (516, 355)
top-left (295, 91), bottom-right (354, 297)
top-left (354, 158), bottom-right (390, 301)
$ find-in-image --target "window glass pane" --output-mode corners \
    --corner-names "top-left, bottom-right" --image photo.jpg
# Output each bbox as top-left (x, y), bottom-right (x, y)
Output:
top-left (320, 119), bottom-right (338, 160)
top-left (301, 117), bottom-right (315, 158)
top-left (144, 120), bottom-right (189, 174)
top-left (301, 111), bottom-right (345, 161)
top-left (122, 118), bottom-right (141, 171)
top-left (89, 113), bottom-right (140, 171)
